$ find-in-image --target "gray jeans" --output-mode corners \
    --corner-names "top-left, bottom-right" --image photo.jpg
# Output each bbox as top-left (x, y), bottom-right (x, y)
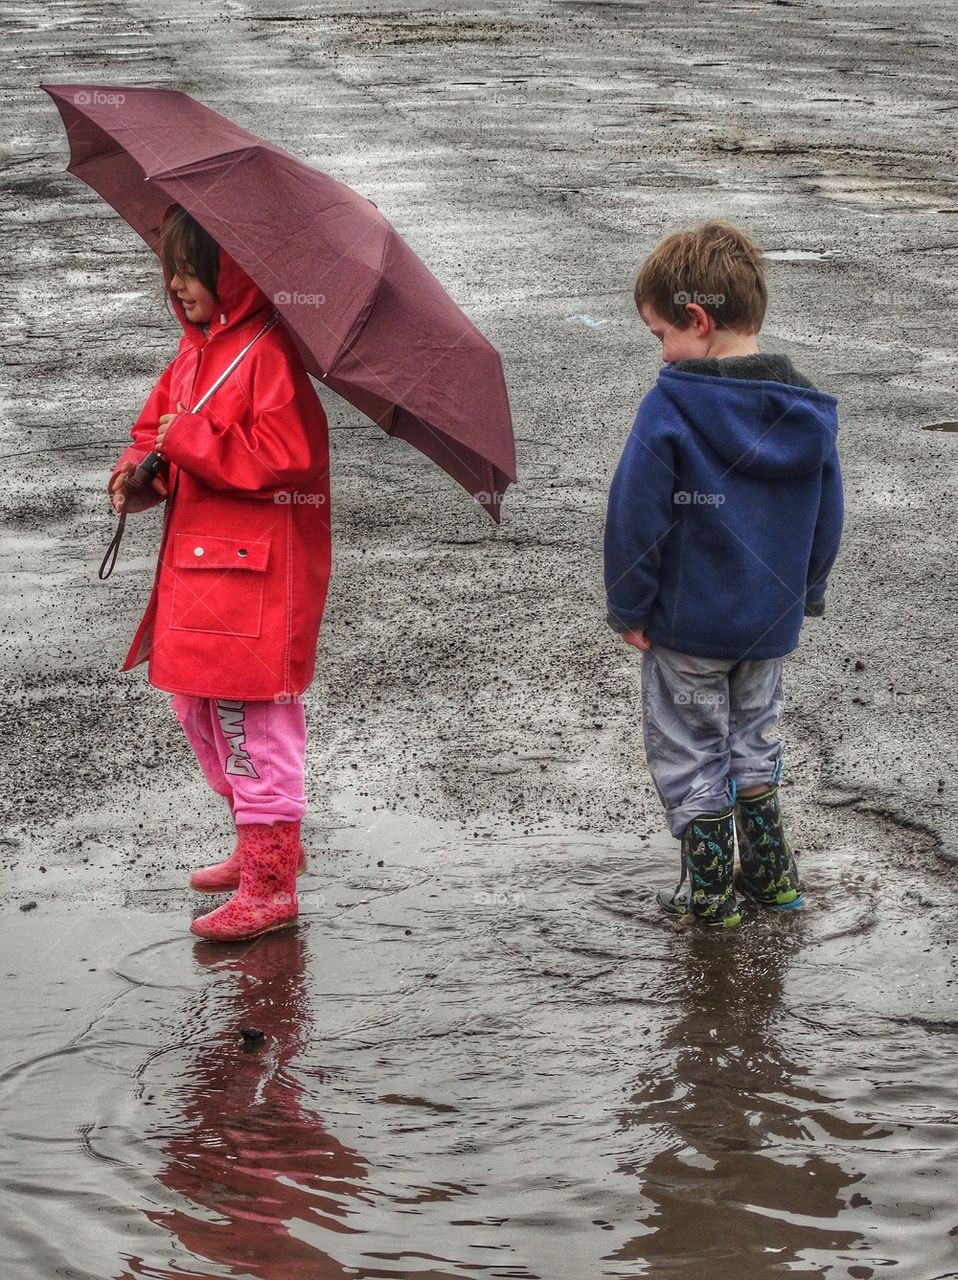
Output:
top-left (640, 643), bottom-right (784, 838)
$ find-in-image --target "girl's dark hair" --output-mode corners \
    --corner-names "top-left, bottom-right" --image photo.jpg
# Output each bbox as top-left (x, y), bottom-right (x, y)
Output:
top-left (159, 207), bottom-right (220, 298)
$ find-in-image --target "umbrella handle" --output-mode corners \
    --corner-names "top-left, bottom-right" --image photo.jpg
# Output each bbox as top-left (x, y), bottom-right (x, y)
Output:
top-left (126, 450), bottom-right (166, 496)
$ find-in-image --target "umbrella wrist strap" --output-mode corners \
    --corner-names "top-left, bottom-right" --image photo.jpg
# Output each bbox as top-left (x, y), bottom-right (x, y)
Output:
top-left (99, 510), bottom-right (126, 580)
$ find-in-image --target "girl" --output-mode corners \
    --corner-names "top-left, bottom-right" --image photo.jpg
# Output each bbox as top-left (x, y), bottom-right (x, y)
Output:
top-left (109, 207), bottom-right (331, 942)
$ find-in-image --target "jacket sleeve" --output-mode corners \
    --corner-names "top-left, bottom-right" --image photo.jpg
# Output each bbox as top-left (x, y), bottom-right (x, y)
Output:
top-left (604, 398), bottom-right (678, 634)
top-left (108, 359), bottom-right (176, 514)
top-left (159, 346), bottom-right (326, 496)
top-left (805, 446), bottom-right (844, 612)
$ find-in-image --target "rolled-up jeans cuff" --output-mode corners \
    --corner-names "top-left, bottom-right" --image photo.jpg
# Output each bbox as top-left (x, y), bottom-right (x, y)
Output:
top-left (665, 787), bottom-right (736, 839)
top-left (734, 758), bottom-right (784, 792)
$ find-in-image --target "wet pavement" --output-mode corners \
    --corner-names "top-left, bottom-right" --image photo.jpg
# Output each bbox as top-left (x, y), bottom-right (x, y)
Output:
top-left (2, 795), bottom-right (957, 1278)
top-left (3, 0), bottom-right (958, 1276)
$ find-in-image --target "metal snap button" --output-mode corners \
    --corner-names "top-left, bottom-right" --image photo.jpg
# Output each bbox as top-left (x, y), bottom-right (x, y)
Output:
top-left (193, 546), bottom-right (204, 557)
top-left (237, 548), bottom-right (248, 557)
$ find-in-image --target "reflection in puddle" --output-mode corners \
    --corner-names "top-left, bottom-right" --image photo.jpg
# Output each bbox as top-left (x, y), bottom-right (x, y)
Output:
top-left (608, 930), bottom-right (869, 1279)
top-left (119, 931), bottom-right (370, 1280)
top-left (0, 812), bottom-right (956, 1278)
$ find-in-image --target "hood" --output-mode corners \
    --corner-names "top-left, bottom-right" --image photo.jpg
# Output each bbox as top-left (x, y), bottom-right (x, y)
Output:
top-left (657, 364), bottom-right (839, 479)
top-left (160, 208), bottom-right (272, 347)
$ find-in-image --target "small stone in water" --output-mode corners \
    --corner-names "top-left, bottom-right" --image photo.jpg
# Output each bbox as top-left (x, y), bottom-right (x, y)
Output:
top-left (240, 1027), bottom-right (265, 1043)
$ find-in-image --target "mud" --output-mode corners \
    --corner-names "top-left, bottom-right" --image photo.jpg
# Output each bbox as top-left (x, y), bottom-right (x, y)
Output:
top-left (2, 0), bottom-right (958, 1277)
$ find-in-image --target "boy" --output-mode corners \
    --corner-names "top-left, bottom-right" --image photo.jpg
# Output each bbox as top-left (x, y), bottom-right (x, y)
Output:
top-left (604, 220), bottom-right (843, 928)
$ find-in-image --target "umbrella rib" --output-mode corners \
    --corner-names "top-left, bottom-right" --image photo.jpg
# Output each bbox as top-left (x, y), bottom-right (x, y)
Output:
top-left (369, 322), bottom-right (506, 485)
top-left (69, 145), bottom-right (132, 169)
top-left (150, 143), bottom-right (264, 181)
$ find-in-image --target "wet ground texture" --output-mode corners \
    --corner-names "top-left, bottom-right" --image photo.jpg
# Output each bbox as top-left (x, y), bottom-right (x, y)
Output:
top-left (2, 0), bottom-right (958, 1277)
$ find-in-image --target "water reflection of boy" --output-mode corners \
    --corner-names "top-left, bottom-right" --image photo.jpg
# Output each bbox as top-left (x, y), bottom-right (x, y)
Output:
top-left (613, 933), bottom-right (869, 1273)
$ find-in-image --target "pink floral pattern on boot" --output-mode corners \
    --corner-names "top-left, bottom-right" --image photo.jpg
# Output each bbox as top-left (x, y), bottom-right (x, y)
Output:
top-left (190, 822), bottom-right (303, 942)
top-left (190, 837), bottom-right (307, 894)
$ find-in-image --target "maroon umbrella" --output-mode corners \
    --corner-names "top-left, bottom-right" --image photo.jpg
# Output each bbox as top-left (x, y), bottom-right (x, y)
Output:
top-left (42, 83), bottom-right (516, 520)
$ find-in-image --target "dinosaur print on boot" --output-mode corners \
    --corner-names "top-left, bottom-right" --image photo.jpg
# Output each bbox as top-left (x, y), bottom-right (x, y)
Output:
top-left (657, 808), bottom-right (742, 929)
top-left (734, 785), bottom-right (804, 910)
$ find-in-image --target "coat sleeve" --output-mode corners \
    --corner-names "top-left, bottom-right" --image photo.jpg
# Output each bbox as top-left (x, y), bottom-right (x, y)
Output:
top-left (604, 397), bottom-right (678, 634)
top-left (805, 446), bottom-right (844, 612)
top-left (159, 346), bottom-right (326, 496)
top-left (108, 359), bottom-right (176, 513)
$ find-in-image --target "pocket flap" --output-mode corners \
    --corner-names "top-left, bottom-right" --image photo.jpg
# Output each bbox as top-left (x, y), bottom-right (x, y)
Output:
top-left (172, 533), bottom-right (270, 572)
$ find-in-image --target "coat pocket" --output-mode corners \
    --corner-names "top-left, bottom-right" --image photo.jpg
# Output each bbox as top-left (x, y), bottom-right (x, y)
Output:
top-left (169, 533), bottom-right (270, 638)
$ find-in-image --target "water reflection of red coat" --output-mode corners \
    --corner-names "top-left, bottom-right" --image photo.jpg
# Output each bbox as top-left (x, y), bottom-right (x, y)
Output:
top-left (110, 252), bottom-right (331, 701)
top-left (119, 933), bottom-right (368, 1280)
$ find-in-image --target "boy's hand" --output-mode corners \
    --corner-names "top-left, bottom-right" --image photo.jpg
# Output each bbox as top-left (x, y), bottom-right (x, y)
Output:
top-left (156, 401), bottom-right (187, 452)
top-left (109, 461), bottom-right (168, 512)
top-left (622, 629), bottom-right (652, 651)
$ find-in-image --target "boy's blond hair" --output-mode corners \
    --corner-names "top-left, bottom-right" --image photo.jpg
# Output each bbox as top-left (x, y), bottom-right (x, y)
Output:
top-left (634, 220), bottom-right (767, 333)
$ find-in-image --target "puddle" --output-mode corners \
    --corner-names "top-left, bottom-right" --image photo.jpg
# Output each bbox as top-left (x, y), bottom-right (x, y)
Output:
top-left (763, 249), bottom-right (844, 262)
top-left (1, 794), bottom-right (956, 1278)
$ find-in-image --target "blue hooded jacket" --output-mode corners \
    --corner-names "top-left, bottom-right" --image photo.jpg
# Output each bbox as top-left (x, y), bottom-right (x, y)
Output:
top-left (604, 360), bottom-right (843, 660)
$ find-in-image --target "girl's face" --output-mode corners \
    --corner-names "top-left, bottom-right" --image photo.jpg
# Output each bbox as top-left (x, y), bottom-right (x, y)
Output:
top-left (170, 264), bottom-right (217, 324)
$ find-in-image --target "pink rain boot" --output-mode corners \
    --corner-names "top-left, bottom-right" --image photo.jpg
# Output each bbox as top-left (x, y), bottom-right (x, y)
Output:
top-left (190, 810), bottom-right (307, 893)
top-left (190, 821), bottom-right (303, 942)
top-left (190, 844), bottom-right (308, 893)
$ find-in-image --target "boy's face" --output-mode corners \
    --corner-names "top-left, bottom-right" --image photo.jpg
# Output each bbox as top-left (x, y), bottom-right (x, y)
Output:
top-left (170, 265), bottom-right (217, 324)
top-left (639, 304), bottom-right (712, 362)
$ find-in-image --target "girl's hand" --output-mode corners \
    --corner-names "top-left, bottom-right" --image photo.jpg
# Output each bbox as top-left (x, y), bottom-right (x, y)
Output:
top-left (109, 462), bottom-right (134, 511)
top-left (622, 629), bottom-right (652, 652)
top-left (109, 461), bottom-right (169, 512)
top-left (156, 401), bottom-right (187, 452)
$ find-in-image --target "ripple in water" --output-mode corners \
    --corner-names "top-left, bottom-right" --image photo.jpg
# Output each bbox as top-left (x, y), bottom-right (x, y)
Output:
top-left (0, 819), bottom-right (955, 1279)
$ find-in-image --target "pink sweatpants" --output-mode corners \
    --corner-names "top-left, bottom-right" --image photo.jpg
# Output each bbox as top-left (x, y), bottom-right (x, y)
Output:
top-left (171, 695), bottom-right (308, 826)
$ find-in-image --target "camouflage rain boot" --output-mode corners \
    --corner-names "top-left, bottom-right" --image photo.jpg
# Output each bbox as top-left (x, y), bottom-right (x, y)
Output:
top-left (657, 808), bottom-right (742, 929)
top-left (734, 785), bottom-right (804, 911)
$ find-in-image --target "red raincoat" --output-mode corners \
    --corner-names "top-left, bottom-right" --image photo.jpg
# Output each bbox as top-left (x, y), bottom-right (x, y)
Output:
top-left (110, 252), bottom-right (331, 700)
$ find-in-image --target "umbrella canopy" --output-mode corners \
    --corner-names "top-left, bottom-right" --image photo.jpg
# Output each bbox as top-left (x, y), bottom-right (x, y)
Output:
top-left (43, 83), bottom-right (516, 520)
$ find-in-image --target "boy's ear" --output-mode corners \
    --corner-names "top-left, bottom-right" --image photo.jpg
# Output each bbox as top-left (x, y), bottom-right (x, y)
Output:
top-left (684, 302), bottom-right (714, 337)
